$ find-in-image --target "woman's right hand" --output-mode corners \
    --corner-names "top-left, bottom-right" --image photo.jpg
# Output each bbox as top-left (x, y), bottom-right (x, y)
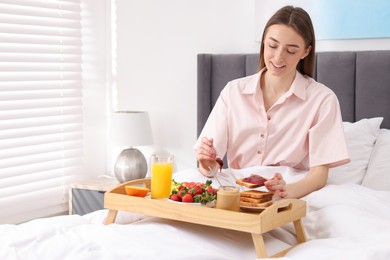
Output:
top-left (196, 137), bottom-right (218, 176)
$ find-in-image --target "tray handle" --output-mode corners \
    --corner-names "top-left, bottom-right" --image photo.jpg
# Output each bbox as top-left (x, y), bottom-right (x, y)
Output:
top-left (259, 199), bottom-right (306, 233)
top-left (277, 202), bottom-right (293, 213)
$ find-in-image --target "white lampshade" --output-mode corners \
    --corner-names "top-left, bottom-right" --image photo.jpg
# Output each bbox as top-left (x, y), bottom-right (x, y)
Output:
top-left (111, 111), bottom-right (153, 183)
top-left (111, 111), bottom-right (153, 147)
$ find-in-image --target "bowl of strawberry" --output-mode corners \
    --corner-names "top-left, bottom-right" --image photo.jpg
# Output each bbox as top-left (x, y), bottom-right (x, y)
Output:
top-left (169, 179), bottom-right (217, 207)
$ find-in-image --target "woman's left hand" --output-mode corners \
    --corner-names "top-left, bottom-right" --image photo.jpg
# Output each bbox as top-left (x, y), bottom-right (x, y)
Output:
top-left (265, 173), bottom-right (287, 198)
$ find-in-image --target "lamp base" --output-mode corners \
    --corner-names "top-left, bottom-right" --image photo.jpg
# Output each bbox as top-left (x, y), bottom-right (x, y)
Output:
top-left (114, 147), bottom-right (147, 183)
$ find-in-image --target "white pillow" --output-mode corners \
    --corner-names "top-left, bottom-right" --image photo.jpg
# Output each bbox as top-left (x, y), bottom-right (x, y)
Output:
top-left (362, 128), bottom-right (390, 190)
top-left (327, 117), bottom-right (383, 185)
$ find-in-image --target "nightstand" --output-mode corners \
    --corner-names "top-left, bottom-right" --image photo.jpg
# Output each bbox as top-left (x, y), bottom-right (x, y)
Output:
top-left (69, 179), bottom-right (119, 215)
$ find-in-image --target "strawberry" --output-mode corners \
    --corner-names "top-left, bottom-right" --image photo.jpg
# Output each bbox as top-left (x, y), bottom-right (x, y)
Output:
top-left (170, 179), bottom-right (216, 205)
top-left (182, 193), bottom-right (194, 203)
top-left (184, 182), bottom-right (196, 188)
top-left (170, 194), bottom-right (180, 202)
top-left (194, 185), bottom-right (203, 195)
top-left (178, 189), bottom-right (187, 199)
top-left (188, 187), bottom-right (197, 196)
top-left (205, 186), bottom-right (216, 195)
top-left (178, 185), bottom-right (186, 191)
top-left (188, 186), bottom-right (202, 196)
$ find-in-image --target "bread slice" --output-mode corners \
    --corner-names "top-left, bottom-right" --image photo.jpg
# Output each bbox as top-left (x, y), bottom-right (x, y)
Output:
top-left (240, 190), bottom-right (273, 205)
top-left (240, 190), bottom-right (274, 199)
top-left (236, 179), bottom-right (261, 188)
top-left (240, 196), bottom-right (272, 203)
top-left (240, 200), bottom-right (273, 208)
top-left (236, 174), bottom-right (267, 188)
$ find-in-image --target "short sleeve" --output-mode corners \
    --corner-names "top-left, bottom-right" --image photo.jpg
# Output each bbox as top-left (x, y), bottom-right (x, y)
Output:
top-left (308, 91), bottom-right (350, 168)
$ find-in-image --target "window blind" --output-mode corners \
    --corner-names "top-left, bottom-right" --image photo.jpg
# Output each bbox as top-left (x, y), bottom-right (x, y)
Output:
top-left (0, 0), bottom-right (83, 224)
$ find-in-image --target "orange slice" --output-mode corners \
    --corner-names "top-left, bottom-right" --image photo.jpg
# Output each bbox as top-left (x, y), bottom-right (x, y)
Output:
top-left (125, 186), bottom-right (149, 197)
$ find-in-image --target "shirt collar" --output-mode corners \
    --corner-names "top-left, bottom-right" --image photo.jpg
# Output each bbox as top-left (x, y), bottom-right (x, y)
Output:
top-left (242, 68), bottom-right (307, 100)
top-left (287, 71), bottom-right (306, 100)
top-left (241, 68), bottom-right (264, 94)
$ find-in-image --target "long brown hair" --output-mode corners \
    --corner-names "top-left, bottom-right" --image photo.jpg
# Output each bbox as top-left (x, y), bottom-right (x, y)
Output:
top-left (258, 6), bottom-right (316, 77)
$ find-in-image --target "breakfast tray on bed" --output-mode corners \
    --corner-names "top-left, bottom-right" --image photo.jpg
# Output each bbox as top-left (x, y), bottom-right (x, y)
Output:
top-left (104, 178), bottom-right (307, 258)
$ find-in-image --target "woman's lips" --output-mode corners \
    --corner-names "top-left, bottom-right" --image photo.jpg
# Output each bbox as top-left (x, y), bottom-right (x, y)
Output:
top-left (270, 61), bottom-right (285, 69)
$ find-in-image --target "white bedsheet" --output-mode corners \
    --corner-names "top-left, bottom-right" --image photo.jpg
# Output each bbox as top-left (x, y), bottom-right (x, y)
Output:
top-left (291, 183), bottom-right (390, 260)
top-left (1, 167), bottom-right (390, 260)
top-left (0, 210), bottom-right (280, 260)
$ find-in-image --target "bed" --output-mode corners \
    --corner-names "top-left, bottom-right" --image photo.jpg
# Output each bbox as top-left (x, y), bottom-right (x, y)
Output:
top-left (1, 51), bottom-right (390, 260)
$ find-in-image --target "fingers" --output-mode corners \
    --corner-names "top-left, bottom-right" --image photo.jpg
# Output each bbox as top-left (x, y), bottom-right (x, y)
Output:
top-left (265, 173), bottom-right (285, 189)
top-left (196, 137), bottom-right (218, 173)
top-left (265, 173), bottom-right (287, 198)
top-left (273, 172), bottom-right (283, 180)
top-left (278, 190), bottom-right (288, 198)
top-left (201, 137), bottom-right (214, 147)
top-left (196, 137), bottom-right (216, 161)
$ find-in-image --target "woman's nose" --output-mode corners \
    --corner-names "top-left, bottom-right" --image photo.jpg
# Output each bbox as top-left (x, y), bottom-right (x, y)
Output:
top-left (274, 48), bottom-right (285, 60)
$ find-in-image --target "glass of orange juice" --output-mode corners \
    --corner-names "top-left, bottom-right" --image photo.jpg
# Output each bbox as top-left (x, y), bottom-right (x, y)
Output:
top-left (151, 154), bottom-right (174, 199)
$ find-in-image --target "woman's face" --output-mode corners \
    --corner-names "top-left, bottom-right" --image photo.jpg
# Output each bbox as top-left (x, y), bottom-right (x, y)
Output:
top-left (263, 24), bottom-right (311, 79)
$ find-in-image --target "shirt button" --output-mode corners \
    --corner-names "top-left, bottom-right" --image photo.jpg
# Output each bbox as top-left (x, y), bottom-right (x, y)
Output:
top-left (257, 150), bottom-right (263, 154)
top-left (267, 115), bottom-right (271, 120)
top-left (260, 134), bottom-right (265, 139)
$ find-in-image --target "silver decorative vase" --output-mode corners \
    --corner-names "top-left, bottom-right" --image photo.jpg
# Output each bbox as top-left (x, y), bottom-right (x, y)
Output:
top-left (114, 147), bottom-right (148, 183)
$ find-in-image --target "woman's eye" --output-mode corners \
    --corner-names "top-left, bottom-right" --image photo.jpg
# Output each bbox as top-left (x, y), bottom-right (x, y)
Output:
top-left (287, 50), bottom-right (296, 54)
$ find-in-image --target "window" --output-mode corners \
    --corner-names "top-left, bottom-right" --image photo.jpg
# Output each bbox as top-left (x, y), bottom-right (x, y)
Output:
top-left (0, 0), bottom-right (84, 224)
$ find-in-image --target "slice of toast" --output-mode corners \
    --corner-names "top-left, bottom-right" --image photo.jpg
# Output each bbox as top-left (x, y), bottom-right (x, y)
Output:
top-left (240, 196), bottom-right (272, 203)
top-left (240, 190), bottom-right (274, 199)
top-left (236, 174), bottom-right (267, 188)
top-left (236, 179), bottom-right (262, 188)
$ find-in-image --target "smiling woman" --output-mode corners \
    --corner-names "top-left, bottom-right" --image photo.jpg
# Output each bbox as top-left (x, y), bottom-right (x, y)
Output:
top-left (195, 6), bottom-right (349, 200)
top-left (261, 24), bottom-right (312, 111)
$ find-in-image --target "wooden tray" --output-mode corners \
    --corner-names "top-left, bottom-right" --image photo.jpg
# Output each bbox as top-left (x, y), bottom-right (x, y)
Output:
top-left (104, 178), bottom-right (307, 258)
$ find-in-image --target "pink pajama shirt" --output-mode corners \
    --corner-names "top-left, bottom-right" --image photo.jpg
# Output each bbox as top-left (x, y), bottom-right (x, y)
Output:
top-left (195, 69), bottom-right (350, 170)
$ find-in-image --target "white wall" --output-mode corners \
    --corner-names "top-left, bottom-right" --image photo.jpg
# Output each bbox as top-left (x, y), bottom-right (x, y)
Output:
top-left (109, 0), bottom-right (390, 175)
top-left (112, 0), bottom-right (259, 173)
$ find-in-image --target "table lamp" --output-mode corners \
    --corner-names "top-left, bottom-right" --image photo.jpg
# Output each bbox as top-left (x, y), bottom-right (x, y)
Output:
top-left (111, 111), bottom-right (153, 183)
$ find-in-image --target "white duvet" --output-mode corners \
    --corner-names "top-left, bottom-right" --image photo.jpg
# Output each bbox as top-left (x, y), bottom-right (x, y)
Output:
top-left (1, 167), bottom-right (390, 260)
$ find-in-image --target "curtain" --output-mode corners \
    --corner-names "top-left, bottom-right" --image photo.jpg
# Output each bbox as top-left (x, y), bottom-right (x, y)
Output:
top-left (0, 0), bottom-right (83, 224)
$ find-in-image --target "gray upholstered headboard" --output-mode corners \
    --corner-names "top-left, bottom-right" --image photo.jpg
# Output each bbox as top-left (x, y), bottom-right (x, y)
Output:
top-left (197, 51), bottom-right (390, 136)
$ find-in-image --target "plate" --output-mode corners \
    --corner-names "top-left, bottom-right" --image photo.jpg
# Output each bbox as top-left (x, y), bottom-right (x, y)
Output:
top-left (168, 199), bottom-right (216, 208)
top-left (240, 203), bottom-right (270, 212)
